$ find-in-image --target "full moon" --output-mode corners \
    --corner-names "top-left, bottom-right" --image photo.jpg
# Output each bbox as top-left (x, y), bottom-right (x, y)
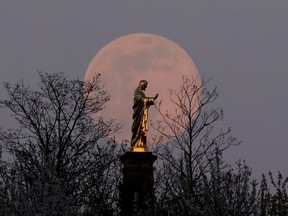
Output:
top-left (84, 33), bottom-right (201, 143)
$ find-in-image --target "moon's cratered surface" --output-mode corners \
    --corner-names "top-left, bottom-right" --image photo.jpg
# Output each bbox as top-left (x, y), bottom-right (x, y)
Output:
top-left (84, 33), bottom-right (201, 143)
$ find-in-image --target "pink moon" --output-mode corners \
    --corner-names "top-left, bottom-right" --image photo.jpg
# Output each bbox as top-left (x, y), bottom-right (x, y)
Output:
top-left (84, 33), bottom-right (201, 144)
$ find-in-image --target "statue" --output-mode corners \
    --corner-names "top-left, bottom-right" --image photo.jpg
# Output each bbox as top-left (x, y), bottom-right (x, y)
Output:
top-left (131, 80), bottom-right (158, 152)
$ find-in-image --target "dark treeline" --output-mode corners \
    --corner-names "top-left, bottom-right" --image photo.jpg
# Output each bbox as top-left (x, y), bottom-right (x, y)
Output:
top-left (0, 72), bottom-right (287, 216)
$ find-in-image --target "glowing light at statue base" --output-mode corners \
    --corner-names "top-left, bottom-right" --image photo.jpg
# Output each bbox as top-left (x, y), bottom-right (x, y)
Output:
top-left (131, 147), bottom-right (146, 152)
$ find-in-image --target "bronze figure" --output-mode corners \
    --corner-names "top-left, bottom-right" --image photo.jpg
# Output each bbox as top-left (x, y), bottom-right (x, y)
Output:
top-left (131, 80), bottom-right (158, 152)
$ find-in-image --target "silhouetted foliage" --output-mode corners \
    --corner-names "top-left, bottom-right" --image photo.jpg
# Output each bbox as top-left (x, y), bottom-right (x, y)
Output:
top-left (259, 172), bottom-right (288, 216)
top-left (152, 76), bottom-right (261, 215)
top-left (0, 72), bottom-right (122, 216)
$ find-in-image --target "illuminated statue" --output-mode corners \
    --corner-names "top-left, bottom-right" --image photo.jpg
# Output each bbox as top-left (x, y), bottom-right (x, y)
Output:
top-left (131, 80), bottom-right (158, 152)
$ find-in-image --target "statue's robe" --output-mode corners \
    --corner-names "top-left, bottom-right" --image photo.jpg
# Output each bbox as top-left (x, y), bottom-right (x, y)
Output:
top-left (131, 88), bottom-right (155, 150)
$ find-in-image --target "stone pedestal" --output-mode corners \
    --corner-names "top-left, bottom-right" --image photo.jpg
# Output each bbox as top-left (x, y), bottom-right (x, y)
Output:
top-left (120, 152), bottom-right (157, 216)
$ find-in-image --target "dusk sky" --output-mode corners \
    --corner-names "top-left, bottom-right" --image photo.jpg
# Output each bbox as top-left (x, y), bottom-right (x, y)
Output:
top-left (1, 1), bottom-right (287, 180)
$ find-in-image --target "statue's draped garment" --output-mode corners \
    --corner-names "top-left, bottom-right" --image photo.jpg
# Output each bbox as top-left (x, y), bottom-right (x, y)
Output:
top-left (131, 88), bottom-right (155, 150)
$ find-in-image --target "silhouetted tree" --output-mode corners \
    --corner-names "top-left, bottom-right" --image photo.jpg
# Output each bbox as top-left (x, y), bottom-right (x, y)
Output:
top-left (151, 76), bottom-right (259, 215)
top-left (259, 172), bottom-right (288, 216)
top-left (200, 155), bottom-right (259, 215)
top-left (0, 72), bottom-right (122, 216)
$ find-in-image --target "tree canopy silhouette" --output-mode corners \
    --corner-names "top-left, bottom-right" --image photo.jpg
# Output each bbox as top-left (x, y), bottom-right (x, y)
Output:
top-left (0, 72), bottom-right (122, 215)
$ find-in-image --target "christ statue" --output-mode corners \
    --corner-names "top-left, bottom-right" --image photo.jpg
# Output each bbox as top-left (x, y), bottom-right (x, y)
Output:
top-left (131, 80), bottom-right (158, 152)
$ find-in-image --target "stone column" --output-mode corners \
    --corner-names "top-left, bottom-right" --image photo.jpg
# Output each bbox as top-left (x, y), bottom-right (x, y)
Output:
top-left (120, 152), bottom-right (157, 216)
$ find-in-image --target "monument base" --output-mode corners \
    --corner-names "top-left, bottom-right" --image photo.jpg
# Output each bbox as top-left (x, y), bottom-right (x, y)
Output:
top-left (120, 151), bottom-right (157, 216)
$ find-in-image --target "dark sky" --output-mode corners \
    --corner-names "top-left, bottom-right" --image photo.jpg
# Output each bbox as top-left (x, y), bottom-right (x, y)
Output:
top-left (1, 1), bottom-right (288, 179)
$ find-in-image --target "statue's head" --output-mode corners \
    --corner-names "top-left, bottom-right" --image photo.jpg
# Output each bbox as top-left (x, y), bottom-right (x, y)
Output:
top-left (139, 80), bottom-right (148, 91)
